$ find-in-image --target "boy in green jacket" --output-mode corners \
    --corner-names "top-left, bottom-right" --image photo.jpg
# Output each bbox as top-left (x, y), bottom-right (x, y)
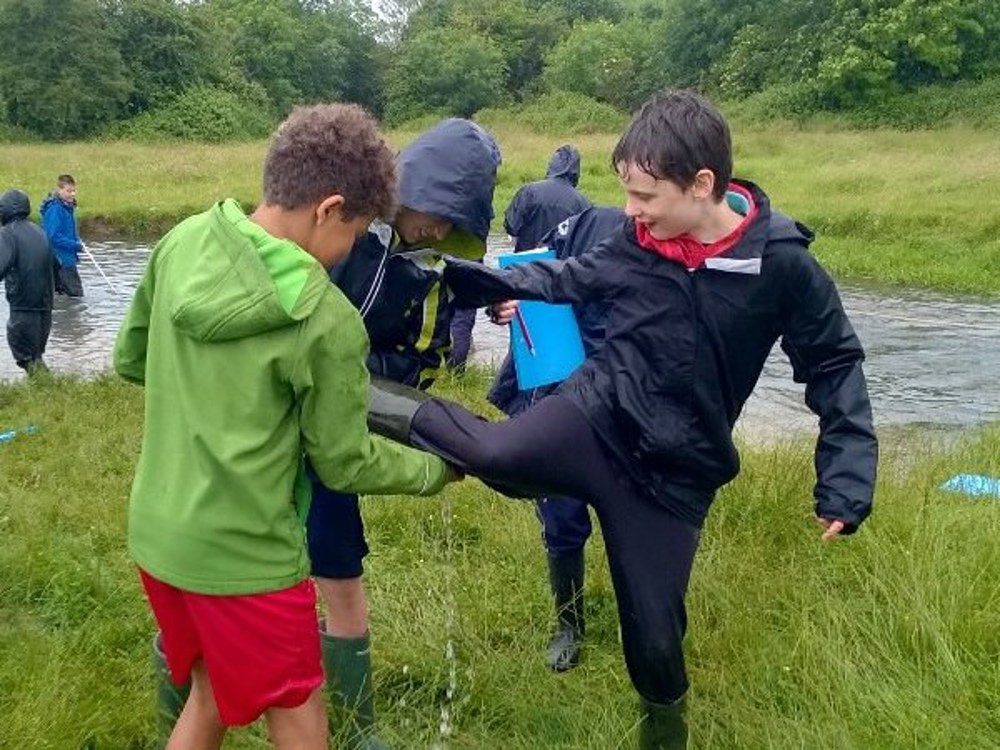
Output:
top-left (114, 103), bottom-right (457, 749)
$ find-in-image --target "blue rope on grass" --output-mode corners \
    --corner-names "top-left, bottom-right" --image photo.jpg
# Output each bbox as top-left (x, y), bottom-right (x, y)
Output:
top-left (0, 425), bottom-right (38, 444)
top-left (940, 473), bottom-right (1000, 498)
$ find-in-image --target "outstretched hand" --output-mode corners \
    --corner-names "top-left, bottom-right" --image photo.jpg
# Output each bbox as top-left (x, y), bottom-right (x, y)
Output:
top-left (815, 516), bottom-right (845, 542)
top-left (487, 300), bottom-right (518, 326)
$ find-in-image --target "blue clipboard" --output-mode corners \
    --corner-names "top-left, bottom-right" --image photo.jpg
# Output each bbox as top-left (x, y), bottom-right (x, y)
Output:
top-left (498, 248), bottom-right (586, 390)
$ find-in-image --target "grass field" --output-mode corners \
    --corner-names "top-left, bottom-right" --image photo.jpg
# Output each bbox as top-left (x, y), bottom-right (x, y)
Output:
top-left (1, 371), bottom-right (999, 748)
top-left (2, 119), bottom-right (999, 747)
top-left (1, 121), bottom-right (998, 296)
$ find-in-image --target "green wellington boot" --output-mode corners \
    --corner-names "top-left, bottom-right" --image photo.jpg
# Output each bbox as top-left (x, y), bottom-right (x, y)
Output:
top-left (152, 632), bottom-right (190, 748)
top-left (545, 549), bottom-right (585, 672)
top-left (322, 630), bottom-right (390, 750)
top-left (639, 696), bottom-right (689, 750)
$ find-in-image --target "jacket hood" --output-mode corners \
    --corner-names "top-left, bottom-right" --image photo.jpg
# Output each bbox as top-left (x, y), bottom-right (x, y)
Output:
top-left (767, 210), bottom-right (814, 246)
top-left (39, 192), bottom-right (74, 216)
top-left (545, 145), bottom-right (581, 186)
top-left (398, 119), bottom-right (501, 250)
top-left (168, 200), bottom-right (331, 343)
top-left (0, 189), bottom-right (30, 225)
top-left (711, 179), bottom-right (813, 261)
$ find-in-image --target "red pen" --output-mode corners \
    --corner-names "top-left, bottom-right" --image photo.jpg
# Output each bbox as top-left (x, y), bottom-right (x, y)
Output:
top-left (514, 307), bottom-right (536, 356)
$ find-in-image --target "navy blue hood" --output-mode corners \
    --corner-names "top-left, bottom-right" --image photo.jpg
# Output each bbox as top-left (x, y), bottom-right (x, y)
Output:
top-left (398, 119), bottom-right (501, 250)
top-left (545, 145), bottom-right (581, 187)
top-left (0, 189), bottom-right (31, 225)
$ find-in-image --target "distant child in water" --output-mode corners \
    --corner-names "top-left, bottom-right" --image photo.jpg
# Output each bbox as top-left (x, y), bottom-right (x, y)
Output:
top-left (40, 174), bottom-right (84, 297)
top-left (0, 189), bottom-right (54, 373)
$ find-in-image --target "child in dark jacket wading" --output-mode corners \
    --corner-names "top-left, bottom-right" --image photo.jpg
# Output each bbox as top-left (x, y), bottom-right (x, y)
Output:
top-left (0, 189), bottom-right (54, 373)
top-left (369, 89), bottom-right (878, 748)
top-left (115, 104), bottom-right (457, 750)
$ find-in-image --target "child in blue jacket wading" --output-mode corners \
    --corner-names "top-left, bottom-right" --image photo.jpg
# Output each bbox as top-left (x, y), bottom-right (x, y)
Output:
top-left (40, 174), bottom-right (84, 297)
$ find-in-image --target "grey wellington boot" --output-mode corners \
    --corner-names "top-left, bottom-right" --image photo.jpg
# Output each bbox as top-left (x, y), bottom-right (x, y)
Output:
top-left (639, 695), bottom-right (689, 750)
top-left (152, 632), bottom-right (189, 748)
top-left (367, 376), bottom-right (430, 445)
top-left (545, 549), bottom-right (585, 672)
top-left (321, 629), bottom-right (391, 750)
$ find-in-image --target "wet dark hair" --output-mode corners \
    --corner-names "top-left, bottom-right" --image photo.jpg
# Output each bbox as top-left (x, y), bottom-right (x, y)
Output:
top-left (262, 103), bottom-right (397, 221)
top-left (57, 174), bottom-right (76, 187)
top-left (611, 89), bottom-right (732, 200)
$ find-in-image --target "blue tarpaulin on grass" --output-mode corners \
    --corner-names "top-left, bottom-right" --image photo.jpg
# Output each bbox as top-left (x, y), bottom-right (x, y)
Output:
top-left (940, 473), bottom-right (1000, 498)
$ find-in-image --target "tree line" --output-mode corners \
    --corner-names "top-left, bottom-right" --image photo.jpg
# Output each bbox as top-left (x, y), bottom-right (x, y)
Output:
top-left (0, 0), bottom-right (997, 140)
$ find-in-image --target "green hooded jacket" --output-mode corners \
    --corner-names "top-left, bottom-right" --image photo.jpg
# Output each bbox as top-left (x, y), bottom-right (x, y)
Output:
top-left (115, 200), bottom-right (448, 595)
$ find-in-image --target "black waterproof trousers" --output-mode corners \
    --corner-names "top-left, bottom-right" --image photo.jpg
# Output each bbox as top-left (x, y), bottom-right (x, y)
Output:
top-left (411, 395), bottom-right (701, 703)
top-left (54, 263), bottom-right (83, 297)
top-left (6, 310), bottom-right (51, 371)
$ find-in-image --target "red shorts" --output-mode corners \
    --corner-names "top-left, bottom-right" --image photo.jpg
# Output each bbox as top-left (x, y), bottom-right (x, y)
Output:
top-left (139, 569), bottom-right (323, 726)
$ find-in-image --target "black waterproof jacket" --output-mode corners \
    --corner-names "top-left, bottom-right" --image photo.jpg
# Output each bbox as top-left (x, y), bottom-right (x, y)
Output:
top-left (330, 119), bottom-right (500, 388)
top-left (489, 205), bottom-right (626, 414)
top-left (503, 145), bottom-right (592, 252)
top-left (447, 181), bottom-right (877, 531)
top-left (0, 190), bottom-right (54, 312)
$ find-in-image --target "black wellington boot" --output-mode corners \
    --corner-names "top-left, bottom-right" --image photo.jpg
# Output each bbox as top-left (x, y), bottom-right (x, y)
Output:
top-left (639, 695), bottom-right (689, 750)
top-left (545, 549), bottom-right (585, 672)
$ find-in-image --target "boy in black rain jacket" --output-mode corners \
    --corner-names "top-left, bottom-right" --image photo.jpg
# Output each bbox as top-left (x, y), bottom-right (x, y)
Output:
top-left (372, 90), bottom-right (877, 748)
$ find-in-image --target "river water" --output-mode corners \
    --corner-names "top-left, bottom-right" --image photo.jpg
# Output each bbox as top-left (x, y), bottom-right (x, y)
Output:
top-left (2, 237), bottom-right (998, 437)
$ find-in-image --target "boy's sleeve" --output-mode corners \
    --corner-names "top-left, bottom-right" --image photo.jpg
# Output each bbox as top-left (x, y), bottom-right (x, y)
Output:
top-left (445, 241), bottom-right (615, 307)
top-left (780, 251), bottom-right (878, 533)
top-left (297, 309), bottom-right (449, 497)
top-left (113, 250), bottom-right (157, 385)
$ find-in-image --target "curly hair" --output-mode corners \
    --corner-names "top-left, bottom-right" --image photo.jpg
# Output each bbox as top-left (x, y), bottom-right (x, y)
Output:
top-left (263, 103), bottom-right (398, 221)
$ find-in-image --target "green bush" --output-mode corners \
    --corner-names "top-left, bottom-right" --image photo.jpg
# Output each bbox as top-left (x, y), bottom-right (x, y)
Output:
top-left (542, 20), bottom-right (660, 112)
top-left (842, 77), bottom-right (1000, 129)
top-left (476, 91), bottom-right (628, 134)
top-left (387, 111), bottom-right (455, 135)
top-left (386, 28), bottom-right (507, 125)
top-left (725, 76), bottom-right (1000, 129)
top-left (108, 84), bottom-right (276, 142)
top-left (0, 120), bottom-right (41, 143)
top-left (722, 82), bottom-right (828, 125)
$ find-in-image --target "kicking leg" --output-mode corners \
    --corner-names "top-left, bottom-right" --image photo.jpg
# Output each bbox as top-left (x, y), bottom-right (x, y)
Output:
top-left (410, 394), bottom-right (600, 500)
